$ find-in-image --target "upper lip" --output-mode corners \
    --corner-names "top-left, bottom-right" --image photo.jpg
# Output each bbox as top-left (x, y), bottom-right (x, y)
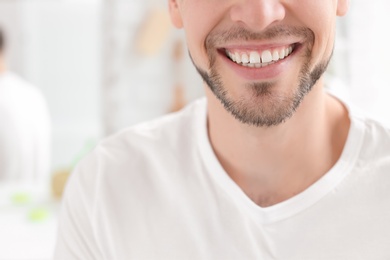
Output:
top-left (217, 40), bottom-right (302, 51)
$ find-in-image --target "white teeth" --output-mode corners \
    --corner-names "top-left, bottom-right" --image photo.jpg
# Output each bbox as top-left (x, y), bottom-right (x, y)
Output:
top-left (228, 52), bottom-right (235, 62)
top-left (226, 45), bottom-right (294, 67)
top-left (235, 52), bottom-right (241, 63)
top-left (261, 50), bottom-right (273, 63)
top-left (272, 50), bottom-right (279, 61)
top-left (241, 53), bottom-right (249, 64)
top-left (280, 49), bottom-right (286, 59)
top-left (249, 51), bottom-right (261, 64)
top-left (231, 53), bottom-right (236, 62)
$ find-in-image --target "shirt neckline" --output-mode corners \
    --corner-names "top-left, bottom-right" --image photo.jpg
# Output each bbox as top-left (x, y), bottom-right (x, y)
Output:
top-left (195, 97), bottom-right (366, 224)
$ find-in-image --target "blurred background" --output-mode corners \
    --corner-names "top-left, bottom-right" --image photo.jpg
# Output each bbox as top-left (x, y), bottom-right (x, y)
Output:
top-left (0, 0), bottom-right (389, 259)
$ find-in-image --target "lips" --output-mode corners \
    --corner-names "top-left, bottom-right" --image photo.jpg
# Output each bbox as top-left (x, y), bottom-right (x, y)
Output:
top-left (217, 43), bottom-right (300, 80)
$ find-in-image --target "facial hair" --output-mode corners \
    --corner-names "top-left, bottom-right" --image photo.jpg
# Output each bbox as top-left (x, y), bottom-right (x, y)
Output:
top-left (191, 25), bottom-right (332, 127)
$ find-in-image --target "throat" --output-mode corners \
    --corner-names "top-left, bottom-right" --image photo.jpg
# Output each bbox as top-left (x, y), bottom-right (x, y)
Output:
top-left (230, 170), bottom-right (319, 208)
top-left (250, 193), bottom-right (297, 208)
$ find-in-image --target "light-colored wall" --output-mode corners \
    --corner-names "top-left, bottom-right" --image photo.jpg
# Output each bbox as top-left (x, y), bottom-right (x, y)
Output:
top-left (347, 0), bottom-right (390, 127)
top-left (0, 1), bottom-right (102, 171)
top-left (101, 0), bottom-right (203, 135)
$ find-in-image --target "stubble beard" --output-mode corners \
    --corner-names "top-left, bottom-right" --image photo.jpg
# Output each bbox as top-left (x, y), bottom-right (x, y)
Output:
top-left (191, 26), bottom-right (332, 127)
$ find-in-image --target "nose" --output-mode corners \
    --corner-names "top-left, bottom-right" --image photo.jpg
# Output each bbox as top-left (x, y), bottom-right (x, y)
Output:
top-left (229, 0), bottom-right (286, 32)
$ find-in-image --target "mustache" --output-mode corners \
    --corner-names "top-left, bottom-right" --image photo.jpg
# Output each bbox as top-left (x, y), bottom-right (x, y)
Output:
top-left (205, 25), bottom-right (314, 47)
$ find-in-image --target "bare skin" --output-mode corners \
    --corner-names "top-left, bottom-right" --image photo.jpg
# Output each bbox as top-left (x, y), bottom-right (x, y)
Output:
top-left (207, 78), bottom-right (350, 207)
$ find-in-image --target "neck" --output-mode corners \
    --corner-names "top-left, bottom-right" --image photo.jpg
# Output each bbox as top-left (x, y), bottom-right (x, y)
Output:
top-left (206, 79), bottom-right (350, 207)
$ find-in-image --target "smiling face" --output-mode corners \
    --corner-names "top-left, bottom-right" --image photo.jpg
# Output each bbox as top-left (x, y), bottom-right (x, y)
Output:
top-left (169, 0), bottom-right (349, 127)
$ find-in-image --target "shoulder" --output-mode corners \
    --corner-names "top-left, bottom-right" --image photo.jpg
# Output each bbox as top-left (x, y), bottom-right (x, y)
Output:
top-left (0, 72), bottom-right (32, 89)
top-left (351, 111), bottom-right (390, 169)
top-left (0, 72), bottom-right (46, 105)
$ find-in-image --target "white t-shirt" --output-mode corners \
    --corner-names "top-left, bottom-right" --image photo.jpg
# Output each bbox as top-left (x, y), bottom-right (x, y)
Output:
top-left (0, 72), bottom-right (51, 181)
top-left (54, 98), bottom-right (390, 260)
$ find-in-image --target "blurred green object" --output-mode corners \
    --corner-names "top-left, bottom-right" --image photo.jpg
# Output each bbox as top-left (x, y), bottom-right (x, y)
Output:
top-left (11, 192), bottom-right (31, 205)
top-left (29, 207), bottom-right (49, 223)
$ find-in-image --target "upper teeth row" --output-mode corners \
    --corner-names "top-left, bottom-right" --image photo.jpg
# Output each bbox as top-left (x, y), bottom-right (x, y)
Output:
top-left (226, 46), bottom-right (294, 65)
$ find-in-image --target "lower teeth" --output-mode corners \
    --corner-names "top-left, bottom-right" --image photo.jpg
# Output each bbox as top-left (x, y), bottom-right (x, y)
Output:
top-left (241, 61), bottom-right (275, 68)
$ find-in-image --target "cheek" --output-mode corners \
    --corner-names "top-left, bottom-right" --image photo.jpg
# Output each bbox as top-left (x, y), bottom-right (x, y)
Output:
top-left (183, 21), bottom-right (209, 67)
top-left (312, 21), bottom-right (336, 65)
top-left (181, 1), bottom-right (227, 69)
top-left (292, 1), bottom-right (337, 63)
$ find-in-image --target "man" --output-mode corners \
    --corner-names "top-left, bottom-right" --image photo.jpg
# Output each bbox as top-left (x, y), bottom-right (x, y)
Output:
top-left (55, 0), bottom-right (390, 259)
top-left (0, 28), bottom-right (51, 181)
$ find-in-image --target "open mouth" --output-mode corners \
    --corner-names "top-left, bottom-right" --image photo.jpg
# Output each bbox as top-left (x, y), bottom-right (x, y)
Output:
top-left (222, 43), bottom-right (298, 68)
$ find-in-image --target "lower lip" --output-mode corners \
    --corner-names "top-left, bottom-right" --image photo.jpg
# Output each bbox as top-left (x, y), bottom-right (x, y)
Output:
top-left (218, 47), bottom-right (298, 81)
